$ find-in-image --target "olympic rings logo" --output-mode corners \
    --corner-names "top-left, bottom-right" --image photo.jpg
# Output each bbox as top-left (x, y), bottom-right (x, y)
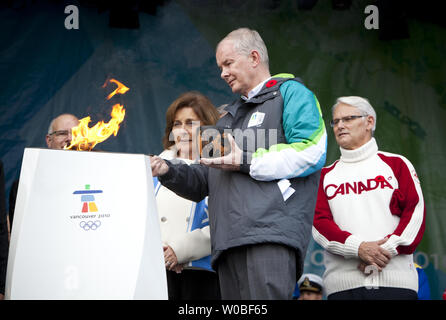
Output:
top-left (79, 220), bottom-right (101, 231)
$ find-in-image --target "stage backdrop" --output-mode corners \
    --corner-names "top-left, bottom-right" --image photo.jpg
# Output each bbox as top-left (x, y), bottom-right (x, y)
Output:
top-left (0, 0), bottom-right (445, 299)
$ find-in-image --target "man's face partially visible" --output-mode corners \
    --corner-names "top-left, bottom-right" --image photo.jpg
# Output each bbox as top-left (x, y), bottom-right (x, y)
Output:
top-left (46, 115), bottom-right (79, 149)
top-left (216, 40), bottom-right (256, 97)
top-left (298, 291), bottom-right (323, 300)
top-left (332, 103), bottom-right (374, 150)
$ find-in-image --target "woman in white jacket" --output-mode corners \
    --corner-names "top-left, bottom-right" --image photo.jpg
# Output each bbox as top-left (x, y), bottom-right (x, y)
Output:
top-left (154, 91), bottom-right (220, 300)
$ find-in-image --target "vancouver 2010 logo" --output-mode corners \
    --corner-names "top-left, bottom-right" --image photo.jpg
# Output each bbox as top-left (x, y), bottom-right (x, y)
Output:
top-left (72, 184), bottom-right (106, 231)
top-left (73, 184), bottom-right (103, 212)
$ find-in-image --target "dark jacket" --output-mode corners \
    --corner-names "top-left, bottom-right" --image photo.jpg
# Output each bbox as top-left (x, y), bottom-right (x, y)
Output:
top-left (160, 76), bottom-right (326, 276)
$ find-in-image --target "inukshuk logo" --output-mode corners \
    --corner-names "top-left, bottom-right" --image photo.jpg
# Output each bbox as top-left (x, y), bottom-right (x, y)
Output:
top-left (72, 184), bottom-right (103, 231)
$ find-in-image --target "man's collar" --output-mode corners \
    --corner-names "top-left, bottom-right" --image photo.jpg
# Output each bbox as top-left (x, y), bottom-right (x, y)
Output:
top-left (241, 77), bottom-right (271, 101)
top-left (224, 74), bottom-right (296, 117)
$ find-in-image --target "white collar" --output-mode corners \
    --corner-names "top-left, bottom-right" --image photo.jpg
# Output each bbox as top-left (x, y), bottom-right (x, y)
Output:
top-left (340, 138), bottom-right (378, 163)
top-left (159, 148), bottom-right (197, 164)
top-left (241, 77), bottom-right (271, 101)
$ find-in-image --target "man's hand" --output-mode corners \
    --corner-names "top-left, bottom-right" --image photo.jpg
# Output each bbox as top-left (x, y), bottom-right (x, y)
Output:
top-left (150, 155), bottom-right (169, 177)
top-left (358, 237), bottom-right (391, 272)
top-left (200, 134), bottom-right (242, 171)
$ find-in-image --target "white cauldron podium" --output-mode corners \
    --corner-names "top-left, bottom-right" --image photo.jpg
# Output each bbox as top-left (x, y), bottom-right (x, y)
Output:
top-left (5, 148), bottom-right (167, 299)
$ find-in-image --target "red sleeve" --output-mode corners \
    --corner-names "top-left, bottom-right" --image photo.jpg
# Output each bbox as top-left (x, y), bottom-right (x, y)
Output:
top-left (313, 161), bottom-right (352, 244)
top-left (378, 153), bottom-right (425, 255)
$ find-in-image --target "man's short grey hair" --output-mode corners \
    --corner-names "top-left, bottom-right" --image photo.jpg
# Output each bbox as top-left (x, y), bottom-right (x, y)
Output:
top-left (218, 28), bottom-right (269, 68)
top-left (47, 113), bottom-right (78, 134)
top-left (48, 118), bottom-right (57, 134)
top-left (332, 96), bottom-right (377, 133)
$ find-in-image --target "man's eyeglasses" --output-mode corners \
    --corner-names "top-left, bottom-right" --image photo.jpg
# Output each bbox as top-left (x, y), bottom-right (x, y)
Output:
top-left (49, 130), bottom-right (70, 137)
top-left (330, 115), bottom-right (366, 127)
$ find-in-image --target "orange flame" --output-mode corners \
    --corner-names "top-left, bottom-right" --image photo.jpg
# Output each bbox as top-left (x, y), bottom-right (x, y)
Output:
top-left (104, 78), bottom-right (130, 100)
top-left (65, 79), bottom-right (129, 151)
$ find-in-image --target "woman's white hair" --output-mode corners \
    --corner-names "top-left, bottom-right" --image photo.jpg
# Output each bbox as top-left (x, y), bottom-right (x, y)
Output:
top-left (217, 28), bottom-right (269, 68)
top-left (332, 96), bottom-right (377, 133)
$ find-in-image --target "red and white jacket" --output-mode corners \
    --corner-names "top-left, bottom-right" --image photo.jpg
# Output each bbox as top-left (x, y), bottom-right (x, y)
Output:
top-left (312, 138), bottom-right (425, 295)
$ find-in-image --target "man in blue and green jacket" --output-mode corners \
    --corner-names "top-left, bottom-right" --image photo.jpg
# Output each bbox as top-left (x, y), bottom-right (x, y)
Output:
top-left (150, 28), bottom-right (327, 299)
